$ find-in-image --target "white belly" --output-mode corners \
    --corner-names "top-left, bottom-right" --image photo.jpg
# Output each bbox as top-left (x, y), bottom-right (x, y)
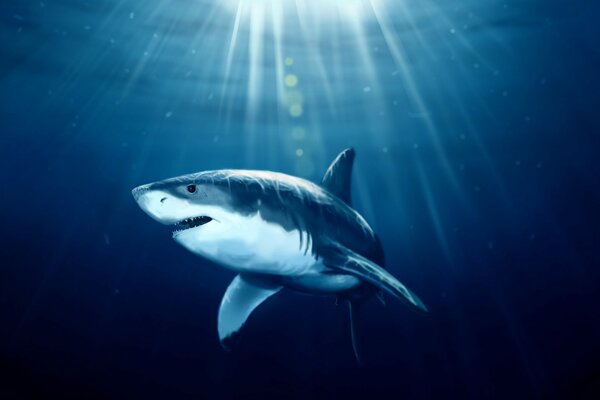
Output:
top-left (174, 212), bottom-right (318, 276)
top-left (174, 211), bottom-right (363, 294)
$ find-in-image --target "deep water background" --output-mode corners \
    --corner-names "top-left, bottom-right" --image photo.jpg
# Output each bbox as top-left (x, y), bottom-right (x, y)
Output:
top-left (1, 0), bottom-right (599, 398)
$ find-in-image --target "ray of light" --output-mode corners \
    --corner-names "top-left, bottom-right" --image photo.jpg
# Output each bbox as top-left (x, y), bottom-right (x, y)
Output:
top-left (416, 157), bottom-right (453, 263)
top-left (246, 3), bottom-right (265, 121)
top-left (370, 0), bottom-right (465, 201)
top-left (221, 1), bottom-right (243, 108)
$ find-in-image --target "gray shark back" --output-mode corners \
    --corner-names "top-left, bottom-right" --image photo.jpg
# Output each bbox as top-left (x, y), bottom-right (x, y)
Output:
top-left (161, 168), bottom-right (385, 265)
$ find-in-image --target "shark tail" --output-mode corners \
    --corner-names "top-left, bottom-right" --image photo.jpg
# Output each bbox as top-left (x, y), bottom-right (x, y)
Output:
top-left (348, 300), bottom-right (363, 366)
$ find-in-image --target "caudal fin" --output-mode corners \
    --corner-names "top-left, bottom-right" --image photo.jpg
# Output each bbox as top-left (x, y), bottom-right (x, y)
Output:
top-left (348, 300), bottom-right (363, 366)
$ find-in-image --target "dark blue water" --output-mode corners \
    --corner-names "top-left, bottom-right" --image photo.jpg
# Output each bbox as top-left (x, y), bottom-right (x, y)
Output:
top-left (1, 0), bottom-right (599, 398)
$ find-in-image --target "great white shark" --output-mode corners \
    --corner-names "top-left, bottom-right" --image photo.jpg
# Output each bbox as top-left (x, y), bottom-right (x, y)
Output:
top-left (132, 148), bottom-right (427, 362)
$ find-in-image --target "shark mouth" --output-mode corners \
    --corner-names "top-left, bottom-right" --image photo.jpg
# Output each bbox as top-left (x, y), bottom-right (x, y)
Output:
top-left (173, 216), bottom-right (213, 233)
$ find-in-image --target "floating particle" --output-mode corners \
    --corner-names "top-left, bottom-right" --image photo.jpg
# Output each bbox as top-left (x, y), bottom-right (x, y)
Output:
top-left (363, 86), bottom-right (371, 93)
top-left (284, 57), bottom-right (294, 66)
top-left (129, 12), bottom-right (135, 19)
top-left (382, 147), bottom-right (388, 153)
top-left (165, 111), bottom-right (173, 118)
top-left (296, 148), bottom-right (304, 157)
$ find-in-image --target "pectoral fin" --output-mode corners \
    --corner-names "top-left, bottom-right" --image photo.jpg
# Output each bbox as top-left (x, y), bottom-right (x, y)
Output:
top-left (321, 244), bottom-right (427, 312)
top-left (218, 275), bottom-right (282, 348)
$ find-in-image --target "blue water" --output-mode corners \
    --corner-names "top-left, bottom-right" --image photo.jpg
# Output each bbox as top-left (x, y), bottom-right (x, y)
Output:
top-left (1, 0), bottom-right (599, 398)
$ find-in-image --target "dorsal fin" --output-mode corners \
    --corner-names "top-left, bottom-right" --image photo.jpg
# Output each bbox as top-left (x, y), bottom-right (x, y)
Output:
top-left (321, 148), bottom-right (355, 205)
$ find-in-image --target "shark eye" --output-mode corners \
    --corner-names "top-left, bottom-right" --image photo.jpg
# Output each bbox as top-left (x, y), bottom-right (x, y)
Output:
top-left (186, 184), bottom-right (197, 193)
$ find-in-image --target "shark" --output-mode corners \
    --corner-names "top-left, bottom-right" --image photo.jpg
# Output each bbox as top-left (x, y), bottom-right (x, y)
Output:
top-left (131, 148), bottom-right (427, 363)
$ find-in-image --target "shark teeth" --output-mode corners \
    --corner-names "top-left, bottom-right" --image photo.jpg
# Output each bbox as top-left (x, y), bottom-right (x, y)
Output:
top-left (173, 216), bottom-right (213, 234)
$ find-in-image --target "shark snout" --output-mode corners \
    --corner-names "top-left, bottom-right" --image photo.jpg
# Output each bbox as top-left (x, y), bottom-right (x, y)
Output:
top-left (131, 185), bottom-right (179, 225)
top-left (131, 185), bottom-right (150, 202)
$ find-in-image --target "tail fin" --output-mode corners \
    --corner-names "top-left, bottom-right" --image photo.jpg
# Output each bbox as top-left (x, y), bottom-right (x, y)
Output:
top-left (348, 300), bottom-right (363, 366)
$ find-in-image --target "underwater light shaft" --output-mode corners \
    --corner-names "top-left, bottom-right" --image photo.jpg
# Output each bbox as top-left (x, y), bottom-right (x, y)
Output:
top-left (219, 0), bottom-right (369, 20)
top-left (40, 0), bottom-right (514, 248)
top-left (9, 0), bottom-right (515, 262)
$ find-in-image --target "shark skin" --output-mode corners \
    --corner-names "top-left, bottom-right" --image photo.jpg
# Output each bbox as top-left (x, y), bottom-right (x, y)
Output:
top-left (132, 148), bottom-right (427, 362)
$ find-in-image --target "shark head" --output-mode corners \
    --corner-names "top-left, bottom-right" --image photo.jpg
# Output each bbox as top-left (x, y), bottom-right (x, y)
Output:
top-left (131, 174), bottom-right (237, 249)
top-left (131, 170), bottom-right (319, 271)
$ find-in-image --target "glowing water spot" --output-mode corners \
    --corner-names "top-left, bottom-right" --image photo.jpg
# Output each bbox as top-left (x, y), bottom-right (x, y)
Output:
top-left (289, 104), bottom-right (303, 117)
top-left (285, 74), bottom-right (299, 87)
